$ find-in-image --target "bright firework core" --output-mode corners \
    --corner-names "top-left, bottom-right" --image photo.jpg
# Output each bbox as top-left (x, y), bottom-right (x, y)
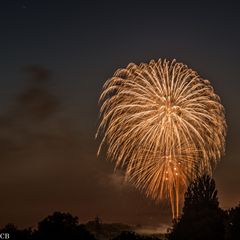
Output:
top-left (96, 59), bottom-right (226, 219)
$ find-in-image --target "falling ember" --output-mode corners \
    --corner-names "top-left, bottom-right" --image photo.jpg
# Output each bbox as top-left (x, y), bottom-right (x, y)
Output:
top-left (96, 59), bottom-right (227, 219)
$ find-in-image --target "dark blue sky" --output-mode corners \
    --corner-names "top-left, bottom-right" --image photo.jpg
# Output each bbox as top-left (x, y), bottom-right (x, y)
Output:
top-left (0, 0), bottom-right (239, 229)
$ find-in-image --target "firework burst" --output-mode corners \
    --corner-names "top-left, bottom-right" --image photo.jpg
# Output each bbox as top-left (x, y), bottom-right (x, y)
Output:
top-left (96, 59), bottom-right (226, 218)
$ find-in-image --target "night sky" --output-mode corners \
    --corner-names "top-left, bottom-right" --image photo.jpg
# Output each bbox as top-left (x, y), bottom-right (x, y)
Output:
top-left (0, 0), bottom-right (240, 230)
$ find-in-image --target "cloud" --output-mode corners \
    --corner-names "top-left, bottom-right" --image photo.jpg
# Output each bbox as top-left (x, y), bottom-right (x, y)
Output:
top-left (97, 170), bottom-right (131, 191)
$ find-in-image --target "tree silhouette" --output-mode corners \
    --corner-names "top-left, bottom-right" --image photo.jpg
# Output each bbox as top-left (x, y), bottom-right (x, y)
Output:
top-left (34, 212), bottom-right (96, 240)
top-left (111, 231), bottom-right (141, 240)
top-left (0, 224), bottom-right (32, 240)
top-left (167, 174), bottom-right (225, 240)
top-left (225, 203), bottom-right (240, 240)
top-left (85, 216), bottom-right (102, 239)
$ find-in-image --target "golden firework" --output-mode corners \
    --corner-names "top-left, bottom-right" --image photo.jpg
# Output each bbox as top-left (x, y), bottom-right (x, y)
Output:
top-left (96, 59), bottom-right (226, 218)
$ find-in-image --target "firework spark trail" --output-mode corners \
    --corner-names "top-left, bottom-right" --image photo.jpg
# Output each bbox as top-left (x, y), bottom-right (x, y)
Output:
top-left (96, 59), bottom-right (226, 218)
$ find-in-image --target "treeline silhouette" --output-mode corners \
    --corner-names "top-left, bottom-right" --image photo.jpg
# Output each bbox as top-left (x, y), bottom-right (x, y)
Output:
top-left (0, 213), bottom-right (159, 240)
top-left (167, 174), bottom-right (240, 240)
top-left (0, 175), bottom-right (239, 240)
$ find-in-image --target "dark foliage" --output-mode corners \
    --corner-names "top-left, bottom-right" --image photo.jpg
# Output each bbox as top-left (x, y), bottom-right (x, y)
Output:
top-left (112, 231), bottom-right (139, 240)
top-left (86, 216), bottom-right (132, 239)
top-left (33, 212), bottom-right (96, 240)
top-left (167, 174), bottom-right (225, 240)
top-left (225, 203), bottom-right (240, 240)
top-left (0, 224), bottom-right (32, 240)
top-left (0, 193), bottom-right (239, 240)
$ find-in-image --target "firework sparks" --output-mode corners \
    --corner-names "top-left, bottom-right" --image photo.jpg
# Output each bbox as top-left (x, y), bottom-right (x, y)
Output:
top-left (96, 59), bottom-right (226, 218)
